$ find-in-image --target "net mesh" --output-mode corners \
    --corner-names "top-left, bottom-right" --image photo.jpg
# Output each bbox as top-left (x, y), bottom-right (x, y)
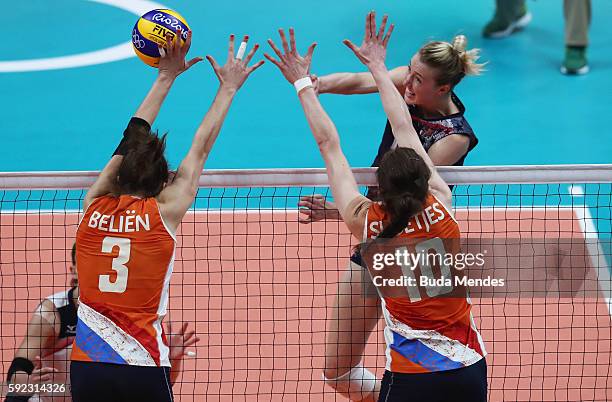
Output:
top-left (1, 166), bottom-right (611, 401)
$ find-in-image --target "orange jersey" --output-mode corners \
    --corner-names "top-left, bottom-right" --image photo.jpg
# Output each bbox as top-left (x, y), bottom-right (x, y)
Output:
top-left (73, 195), bottom-right (176, 367)
top-left (364, 193), bottom-right (486, 373)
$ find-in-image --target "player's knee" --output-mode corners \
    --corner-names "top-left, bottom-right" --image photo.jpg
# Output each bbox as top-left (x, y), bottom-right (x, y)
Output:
top-left (322, 363), bottom-right (377, 401)
top-left (322, 366), bottom-right (341, 381)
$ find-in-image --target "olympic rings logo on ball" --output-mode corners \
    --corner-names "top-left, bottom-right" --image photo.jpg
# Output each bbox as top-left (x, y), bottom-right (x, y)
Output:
top-left (132, 8), bottom-right (190, 67)
top-left (132, 30), bottom-right (146, 49)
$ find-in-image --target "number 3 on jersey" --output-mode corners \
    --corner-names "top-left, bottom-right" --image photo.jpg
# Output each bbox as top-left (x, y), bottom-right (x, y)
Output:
top-left (99, 236), bottom-right (130, 293)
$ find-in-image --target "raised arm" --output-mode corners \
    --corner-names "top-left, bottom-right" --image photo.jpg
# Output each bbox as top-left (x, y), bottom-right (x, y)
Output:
top-left (344, 12), bottom-right (451, 206)
top-left (158, 35), bottom-right (264, 231)
top-left (83, 30), bottom-right (202, 211)
top-left (6, 301), bottom-right (60, 399)
top-left (83, 156), bottom-right (122, 212)
top-left (316, 66), bottom-right (406, 95)
top-left (134, 31), bottom-right (202, 124)
top-left (265, 29), bottom-right (368, 238)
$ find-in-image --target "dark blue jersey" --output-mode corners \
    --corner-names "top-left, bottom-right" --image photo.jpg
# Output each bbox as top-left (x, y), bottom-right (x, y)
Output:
top-left (371, 92), bottom-right (478, 168)
top-left (46, 287), bottom-right (78, 339)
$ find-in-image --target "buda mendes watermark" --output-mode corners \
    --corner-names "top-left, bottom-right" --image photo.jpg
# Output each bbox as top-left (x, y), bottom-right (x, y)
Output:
top-left (357, 237), bottom-right (604, 300)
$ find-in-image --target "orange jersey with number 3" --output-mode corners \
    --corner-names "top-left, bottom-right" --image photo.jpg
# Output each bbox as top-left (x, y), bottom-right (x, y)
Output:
top-left (365, 193), bottom-right (486, 373)
top-left (73, 195), bottom-right (176, 367)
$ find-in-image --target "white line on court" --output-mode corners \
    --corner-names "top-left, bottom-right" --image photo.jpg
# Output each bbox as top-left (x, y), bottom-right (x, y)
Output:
top-left (568, 184), bottom-right (612, 316)
top-left (0, 0), bottom-right (166, 73)
top-left (568, 185), bottom-right (585, 197)
top-left (574, 207), bottom-right (612, 316)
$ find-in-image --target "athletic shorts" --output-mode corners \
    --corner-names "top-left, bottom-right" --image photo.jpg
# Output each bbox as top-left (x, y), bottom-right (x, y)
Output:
top-left (71, 361), bottom-right (173, 402)
top-left (378, 358), bottom-right (487, 402)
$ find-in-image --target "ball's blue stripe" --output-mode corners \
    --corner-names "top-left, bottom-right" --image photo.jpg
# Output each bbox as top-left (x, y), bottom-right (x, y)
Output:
top-left (141, 9), bottom-right (189, 39)
top-left (132, 26), bottom-right (161, 58)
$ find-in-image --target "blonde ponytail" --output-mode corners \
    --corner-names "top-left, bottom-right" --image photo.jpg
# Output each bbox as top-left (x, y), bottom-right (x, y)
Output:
top-left (419, 35), bottom-right (486, 87)
top-left (451, 35), bottom-right (485, 76)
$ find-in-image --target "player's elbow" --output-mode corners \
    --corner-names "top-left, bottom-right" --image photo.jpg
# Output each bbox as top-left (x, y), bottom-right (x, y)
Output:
top-left (431, 179), bottom-right (452, 201)
top-left (169, 174), bottom-right (199, 204)
top-left (439, 184), bottom-right (452, 200)
top-left (183, 178), bottom-right (199, 200)
top-left (323, 364), bottom-right (378, 401)
top-left (392, 121), bottom-right (414, 136)
top-left (316, 134), bottom-right (340, 155)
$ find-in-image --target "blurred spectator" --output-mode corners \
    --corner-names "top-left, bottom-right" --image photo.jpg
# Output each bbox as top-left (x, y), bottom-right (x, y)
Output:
top-left (483, 0), bottom-right (591, 75)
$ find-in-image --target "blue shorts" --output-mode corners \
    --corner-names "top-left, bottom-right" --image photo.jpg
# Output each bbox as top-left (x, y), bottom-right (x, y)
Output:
top-left (378, 358), bottom-right (487, 402)
top-left (71, 361), bottom-right (173, 402)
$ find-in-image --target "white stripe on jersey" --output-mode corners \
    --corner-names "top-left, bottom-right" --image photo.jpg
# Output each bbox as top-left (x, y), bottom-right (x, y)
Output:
top-left (46, 289), bottom-right (71, 309)
top-left (470, 311), bottom-right (487, 357)
top-left (154, 200), bottom-right (176, 367)
top-left (78, 302), bottom-right (155, 366)
top-left (154, 250), bottom-right (175, 367)
top-left (383, 325), bottom-right (394, 372)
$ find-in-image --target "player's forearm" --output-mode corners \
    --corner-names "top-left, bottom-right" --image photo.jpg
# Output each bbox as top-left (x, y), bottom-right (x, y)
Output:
top-left (191, 85), bottom-right (236, 160)
top-left (298, 89), bottom-right (359, 214)
top-left (6, 356), bottom-right (35, 394)
top-left (298, 88), bottom-right (341, 151)
top-left (8, 372), bottom-right (32, 386)
top-left (328, 208), bottom-right (342, 220)
top-left (98, 155), bottom-right (123, 183)
top-left (133, 74), bottom-right (176, 125)
top-left (5, 373), bottom-right (36, 401)
top-left (175, 85), bottom-right (236, 191)
top-left (369, 64), bottom-right (412, 131)
top-left (319, 72), bottom-right (378, 94)
top-left (169, 358), bottom-right (182, 385)
top-left (87, 156), bottom-right (123, 199)
top-left (368, 64), bottom-right (427, 158)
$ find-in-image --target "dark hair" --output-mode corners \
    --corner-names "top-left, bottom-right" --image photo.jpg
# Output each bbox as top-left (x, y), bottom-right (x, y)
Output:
top-left (376, 147), bottom-right (431, 239)
top-left (71, 242), bottom-right (76, 265)
top-left (116, 126), bottom-right (169, 198)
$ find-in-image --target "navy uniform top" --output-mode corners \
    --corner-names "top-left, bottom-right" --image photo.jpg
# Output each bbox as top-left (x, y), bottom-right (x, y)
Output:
top-left (351, 94), bottom-right (478, 268)
top-left (371, 92), bottom-right (477, 168)
top-left (47, 287), bottom-right (78, 339)
top-left (366, 93), bottom-right (477, 199)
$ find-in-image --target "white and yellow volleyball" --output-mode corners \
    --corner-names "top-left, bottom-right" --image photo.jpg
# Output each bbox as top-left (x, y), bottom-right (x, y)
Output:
top-left (132, 9), bottom-right (191, 67)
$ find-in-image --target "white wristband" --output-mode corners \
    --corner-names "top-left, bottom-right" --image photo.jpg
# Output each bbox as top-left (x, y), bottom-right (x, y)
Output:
top-left (293, 77), bottom-right (313, 94)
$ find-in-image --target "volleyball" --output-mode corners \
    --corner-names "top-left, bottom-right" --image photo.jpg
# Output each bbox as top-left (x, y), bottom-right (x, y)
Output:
top-left (132, 9), bottom-right (191, 67)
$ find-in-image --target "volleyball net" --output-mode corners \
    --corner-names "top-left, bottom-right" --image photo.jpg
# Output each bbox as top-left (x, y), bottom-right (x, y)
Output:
top-left (1, 165), bottom-right (611, 401)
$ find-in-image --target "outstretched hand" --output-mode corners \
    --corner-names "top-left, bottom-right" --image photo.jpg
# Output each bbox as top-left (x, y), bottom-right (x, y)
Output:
top-left (206, 34), bottom-right (265, 91)
top-left (158, 28), bottom-right (203, 79)
top-left (31, 356), bottom-right (59, 384)
top-left (10, 356), bottom-right (59, 386)
top-left (167, 322), bottom-right (200, 361)
top-left (343, 11), bottom-right (394, 68)
top-left (298, 194), bottom-right (339, 223)
top-left (265, 28), bottom-right (317, 84)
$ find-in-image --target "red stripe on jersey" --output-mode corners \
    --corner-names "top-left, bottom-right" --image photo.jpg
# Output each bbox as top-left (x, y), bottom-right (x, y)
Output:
top-left (71, 343), bottom-right (93, 362)
top-left (385, 298), bottom-right (484, 357)
top-left (389, 349), bottom-right (430, 373)
top-left (425, 315), bottom-right (484, 357)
